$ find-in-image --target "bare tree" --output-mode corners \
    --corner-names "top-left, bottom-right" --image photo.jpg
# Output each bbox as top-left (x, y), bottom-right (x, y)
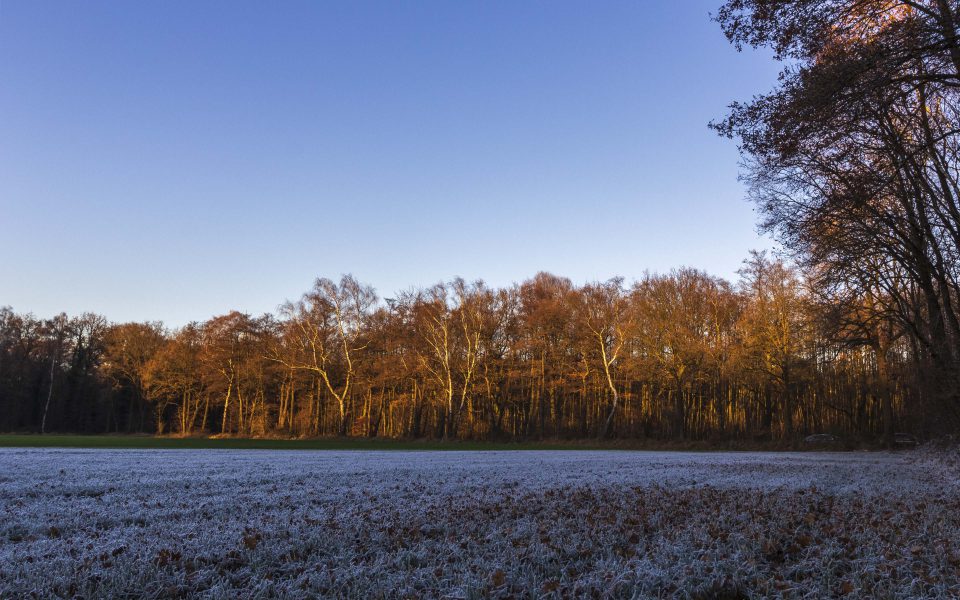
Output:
top-left (278, 275), bottom-right (376, 436)
top-left (574, 278), bottom-right (632, 438)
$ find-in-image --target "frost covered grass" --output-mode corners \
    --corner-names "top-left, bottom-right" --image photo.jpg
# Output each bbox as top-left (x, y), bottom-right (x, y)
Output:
top-left (1, 449), bottom-right (958, 599)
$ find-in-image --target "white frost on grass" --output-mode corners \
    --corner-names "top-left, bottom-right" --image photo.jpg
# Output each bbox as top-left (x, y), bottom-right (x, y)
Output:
top-left (0, 449), bottom-right (957, 598)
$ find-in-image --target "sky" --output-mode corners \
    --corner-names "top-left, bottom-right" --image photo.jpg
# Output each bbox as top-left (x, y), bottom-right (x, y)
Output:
top-left (0, 0), bottom-right (781, 325)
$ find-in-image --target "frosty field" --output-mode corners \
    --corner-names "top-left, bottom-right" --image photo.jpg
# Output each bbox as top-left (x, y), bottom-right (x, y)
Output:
top-left (1, 450), bottom-right (958, 599)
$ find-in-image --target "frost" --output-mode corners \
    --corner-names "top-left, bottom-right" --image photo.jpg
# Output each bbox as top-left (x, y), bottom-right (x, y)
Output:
top-left (0, 449), bottom-right (957, 598)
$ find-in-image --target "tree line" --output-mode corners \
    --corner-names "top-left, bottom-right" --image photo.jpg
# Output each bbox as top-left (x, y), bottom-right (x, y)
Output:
top-left (712, 0), bottom-right (960, 436)
top-left (4, 0), bottom-right (960, 443)
top-left (0, 254), bottom-right (931, 442)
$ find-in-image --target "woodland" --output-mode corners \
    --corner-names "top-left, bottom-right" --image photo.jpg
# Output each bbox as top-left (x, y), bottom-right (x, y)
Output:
top-left (4, 0), bottom-right (960, 444)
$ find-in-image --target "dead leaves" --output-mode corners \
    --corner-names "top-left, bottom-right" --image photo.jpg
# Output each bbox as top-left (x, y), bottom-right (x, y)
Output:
top-left (242, 529), bottom-right (263, 550)
top-left (153, 549), bottom-right (182, 568)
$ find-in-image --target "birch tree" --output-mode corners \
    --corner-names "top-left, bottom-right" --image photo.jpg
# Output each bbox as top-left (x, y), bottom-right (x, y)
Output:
top-left (278, 275), bottom-right (376, 436)
top-left (574, 278), bottom-right (632, 438)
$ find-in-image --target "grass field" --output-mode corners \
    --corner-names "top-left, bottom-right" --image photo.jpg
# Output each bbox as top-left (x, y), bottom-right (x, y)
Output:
top-left (1, 449), bottom-right (957, 598)
top-left (0, 434), bottom-right (610, 451)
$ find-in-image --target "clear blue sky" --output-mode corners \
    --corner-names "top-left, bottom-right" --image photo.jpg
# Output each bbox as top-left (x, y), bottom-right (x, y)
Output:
top-left (1, 0), bottom-right (779, 325)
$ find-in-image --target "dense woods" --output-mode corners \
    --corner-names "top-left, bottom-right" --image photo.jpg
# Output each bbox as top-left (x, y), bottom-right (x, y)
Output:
top-left (0, 256), bottom-right (934, 442)
top-left (4, 0), bottom-right (960, 443)
top-left (712, 0), bottom-right (960, 439)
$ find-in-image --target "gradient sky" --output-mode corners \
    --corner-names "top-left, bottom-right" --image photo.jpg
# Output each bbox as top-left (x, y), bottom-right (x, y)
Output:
top-left (0, 0), bottom-right (780, 325)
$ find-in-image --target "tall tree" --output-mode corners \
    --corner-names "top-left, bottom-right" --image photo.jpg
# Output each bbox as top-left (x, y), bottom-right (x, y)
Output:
top-left (102, 322), bottom-right (166, 433)
top-left (714, 0), bottom-right (960, 429)
top-left (278, 276), bottom-right (377, 436)
top-left (574, 278), bottom-right (632, 438)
